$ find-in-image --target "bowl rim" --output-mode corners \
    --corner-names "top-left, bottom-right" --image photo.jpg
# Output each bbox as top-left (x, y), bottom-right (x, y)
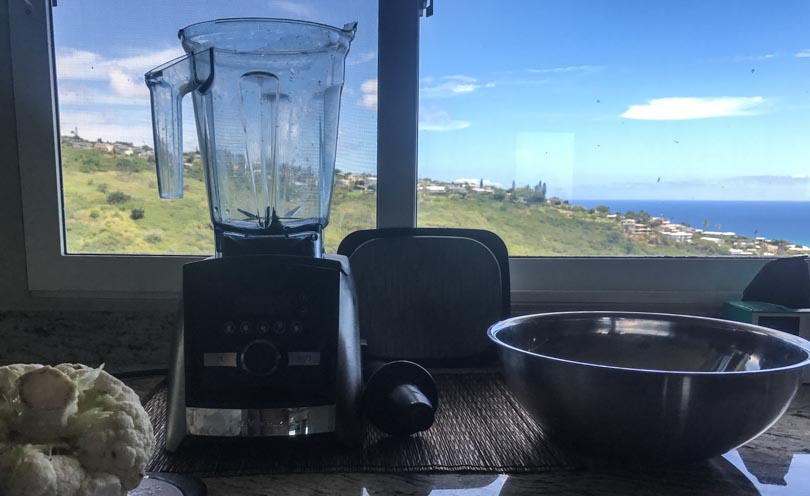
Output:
top-left (487, 311), bottom-right (810, 375)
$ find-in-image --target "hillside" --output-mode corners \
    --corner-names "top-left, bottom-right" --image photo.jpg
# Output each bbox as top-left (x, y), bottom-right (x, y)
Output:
top-left (60, 146), bottom-right (780, 257)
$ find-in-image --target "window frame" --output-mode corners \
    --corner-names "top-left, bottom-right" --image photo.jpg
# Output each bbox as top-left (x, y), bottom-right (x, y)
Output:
top-left (8, 0), bottom-right (775, 308)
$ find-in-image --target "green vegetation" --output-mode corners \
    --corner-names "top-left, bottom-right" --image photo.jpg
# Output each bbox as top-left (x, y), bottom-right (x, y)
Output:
top-left (418, 192), bottom-right (717, 256)
top-left (61, 147), bottom-right (212, 254)
top-left (61, 146), bottom-right (374, 255)
top-left (60, 146), bottom-right (790, 257)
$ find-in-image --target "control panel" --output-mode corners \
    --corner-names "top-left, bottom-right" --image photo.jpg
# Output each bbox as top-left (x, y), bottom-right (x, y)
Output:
top-left (182, 255), bottom-right (342, 409)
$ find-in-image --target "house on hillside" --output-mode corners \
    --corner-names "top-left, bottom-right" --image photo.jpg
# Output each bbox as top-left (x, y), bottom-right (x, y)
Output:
top-left (114, 143), bottom-right (135, 155)
top-left (61, 135), bottom-right (94, 149)
top-left (425, 185), bottom-right (447, 195)
top-left (660, 231), bottom-right (693, 243)
top-left (352, 175), bottom-right (377, 193)
top-left (93, 141), bottom-right (114, 153)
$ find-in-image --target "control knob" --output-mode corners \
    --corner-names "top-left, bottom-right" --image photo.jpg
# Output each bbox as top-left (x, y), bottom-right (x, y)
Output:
top-left (240, 339), bottom-right (281, 376)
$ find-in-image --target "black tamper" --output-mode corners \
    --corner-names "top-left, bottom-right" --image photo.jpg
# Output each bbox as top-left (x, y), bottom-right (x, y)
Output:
top-left (362, 360), bottom-right (439, 437)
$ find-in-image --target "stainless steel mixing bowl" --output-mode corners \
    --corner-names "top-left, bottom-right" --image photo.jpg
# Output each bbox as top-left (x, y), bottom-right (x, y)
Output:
top-left (488, 312), bottom-right (810, 463)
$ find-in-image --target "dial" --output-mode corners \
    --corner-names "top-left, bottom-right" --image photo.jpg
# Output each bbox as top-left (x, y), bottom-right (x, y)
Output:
top-left (240, 340), bottom-right (281, 376)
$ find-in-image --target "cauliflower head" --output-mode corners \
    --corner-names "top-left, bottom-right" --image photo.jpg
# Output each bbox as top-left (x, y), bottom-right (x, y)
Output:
top-left (0, 363), bottom-right (155, 496)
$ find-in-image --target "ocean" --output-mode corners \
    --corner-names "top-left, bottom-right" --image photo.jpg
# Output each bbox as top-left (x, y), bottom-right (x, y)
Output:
top-left (574, 200), bottom-right (810, 247)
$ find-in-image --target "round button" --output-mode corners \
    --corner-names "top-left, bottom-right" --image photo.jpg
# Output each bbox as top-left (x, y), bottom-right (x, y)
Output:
top-left (240, 340), bottom-right (281, 376)
top-left (257, 321), bottom-right (270, 334)
top-left (223, 321), bottom-right (236, 334)
top-left (239, 321), bottom-right (252, 334)
top-left (290, 321), bottom-right (304, 334)
top-left (272, 320), bottom-right (286, 334)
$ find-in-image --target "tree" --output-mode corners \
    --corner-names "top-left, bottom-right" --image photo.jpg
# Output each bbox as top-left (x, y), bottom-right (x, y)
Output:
top-left (479, 178), bottom-right (484, 188)
top-left (530, 180), bottom-right (547, 203)
top-left (595, 205), bottom-right (610, 214)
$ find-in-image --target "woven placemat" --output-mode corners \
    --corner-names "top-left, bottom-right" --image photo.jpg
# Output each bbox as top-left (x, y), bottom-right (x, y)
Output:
top-left (144, 371), bottom-right (579, 476)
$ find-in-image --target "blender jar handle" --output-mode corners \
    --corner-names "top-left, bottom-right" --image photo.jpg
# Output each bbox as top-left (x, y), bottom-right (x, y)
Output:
top-left (144, 50), bottom-right (212, 199)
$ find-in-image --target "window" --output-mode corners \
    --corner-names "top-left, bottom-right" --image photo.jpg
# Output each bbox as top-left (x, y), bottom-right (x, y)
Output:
top-left (418, 0), bottom-right (810, 259)
top-left (8, 0), bottom-right (786, 308)
top-left (53, 1), bottom-right (377, 255)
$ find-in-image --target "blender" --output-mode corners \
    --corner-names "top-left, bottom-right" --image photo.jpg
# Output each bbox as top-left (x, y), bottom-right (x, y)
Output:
top-left (144, 18), bottom-right (362, 451)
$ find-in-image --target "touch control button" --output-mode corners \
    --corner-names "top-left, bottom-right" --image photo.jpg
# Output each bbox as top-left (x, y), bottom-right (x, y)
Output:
top-left (291, 321), bottom-right (304, 334)
top-left (204, 352), bottom-right (238, 368)
top-left (223, 321), bottom-right (236, 334)
top-left (239, 321), bottom-right (252, 334)
top-left (288, 352), bottom-right (321, 366)
top-left (240, 340), bottom-right (281, 376)
top-left (257, 321), bottom-right (270, 334)
top-left (272, 321), bottom-right (286, 334)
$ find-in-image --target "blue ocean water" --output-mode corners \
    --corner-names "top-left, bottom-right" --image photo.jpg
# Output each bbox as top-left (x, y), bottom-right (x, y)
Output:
top-left (574, 200), bottom-right (810, 247)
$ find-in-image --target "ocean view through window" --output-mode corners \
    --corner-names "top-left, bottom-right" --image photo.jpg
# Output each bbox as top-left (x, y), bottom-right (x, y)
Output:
top-left (417, 0), bottom-right (810, 256)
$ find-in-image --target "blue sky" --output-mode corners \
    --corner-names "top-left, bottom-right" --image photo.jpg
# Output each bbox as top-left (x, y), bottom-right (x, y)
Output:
top-left (54, 0), bottom-right (810, 201)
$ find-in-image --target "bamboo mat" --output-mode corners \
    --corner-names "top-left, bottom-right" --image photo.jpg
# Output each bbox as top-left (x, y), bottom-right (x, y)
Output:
top-left (144, 371), bottom-right (579, 476)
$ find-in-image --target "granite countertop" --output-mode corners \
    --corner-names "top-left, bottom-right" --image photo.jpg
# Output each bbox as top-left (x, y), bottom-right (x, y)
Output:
top-left (126, 377), bottom-right (810, 496)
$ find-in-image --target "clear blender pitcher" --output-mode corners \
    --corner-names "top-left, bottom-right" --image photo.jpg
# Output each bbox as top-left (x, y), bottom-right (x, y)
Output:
top-left (145, 19), bottom-right (356, 255)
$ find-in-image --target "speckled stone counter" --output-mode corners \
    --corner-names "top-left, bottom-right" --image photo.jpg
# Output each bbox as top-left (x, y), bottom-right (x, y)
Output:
top-left (1, 310), bottom-right (175, 372)
top-left (128, 377), bottom-right (810, 496)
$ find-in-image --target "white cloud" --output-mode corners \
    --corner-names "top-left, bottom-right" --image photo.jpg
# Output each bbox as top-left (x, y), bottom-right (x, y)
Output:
top-left (360, 79), bottom-right (377, 109)
top-left (112, 48), bottom-right (184, 73)
top-left (59, 86), bottom-right (148, 106)
top-left (56, 49), bottom-right (105, 80)
top-left (268, 0), bottom-right (315, 18)
top-left (58, 110), bottom-right (154, 145)
top-left (347, 51), bottom-right (377, 66)
top-left (419, 107), bottom-right (470, 132)
top-left (56, 47), bottom-right (181, 81)
top-left (56, 47), bottom-right (183, 101)
top-left (108, 69), bottom-right (150, 99)
top-left (732, 53), bottom-right (777, 62)
top-left (621, 97), bottom-right (766, 120)
top-left (796, 49), bottom-right (810, 58)
top-left (528, 65), bottom-right (603, 74)
top-left (420, 75), bottom-right (495, 98)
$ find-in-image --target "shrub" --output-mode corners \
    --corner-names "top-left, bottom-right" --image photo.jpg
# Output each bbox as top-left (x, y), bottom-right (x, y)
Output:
top-left (116, 157), bottom-right (149, 173)
top-left (130, 208), bottom-right (145, 220)
top-left (89, 210), bottom-right (100, 219)
top-left (96, 183), bottom-right (108, 193)
top-left (145, 233), bottom-right (162, 244)
top-left (106, 191), bottom-right (131, 204)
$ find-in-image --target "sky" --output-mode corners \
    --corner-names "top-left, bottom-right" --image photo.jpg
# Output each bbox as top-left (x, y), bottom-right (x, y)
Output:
top-left (53, 0), bottom-right (810, 201)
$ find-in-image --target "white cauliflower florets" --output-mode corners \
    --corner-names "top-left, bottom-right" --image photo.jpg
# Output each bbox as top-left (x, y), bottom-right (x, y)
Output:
top-left (51, 454), bottom-right (85, 496)
top-left (0, 363), bottom-right (155, 496)
top-left (0, 445), bottom-right (58, 496)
